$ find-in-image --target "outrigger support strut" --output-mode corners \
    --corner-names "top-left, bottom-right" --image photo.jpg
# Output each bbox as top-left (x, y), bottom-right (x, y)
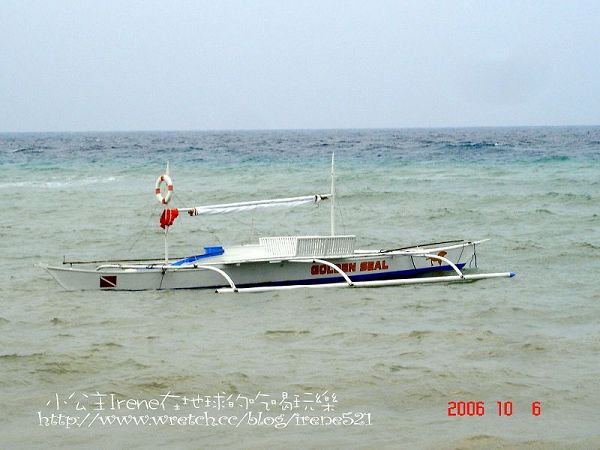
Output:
top-left (94, 263), bottom-right (239, 291)
top-left (292, 258), bottom-right (354, 286)
top-left (189, 265), bottom-right (238, 292)
top-left (421, 253), bottom-right (464, 279)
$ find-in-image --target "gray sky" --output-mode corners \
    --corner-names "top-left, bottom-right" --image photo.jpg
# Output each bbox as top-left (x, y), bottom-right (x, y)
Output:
top-left (1, 0), bottom-right (599, 132)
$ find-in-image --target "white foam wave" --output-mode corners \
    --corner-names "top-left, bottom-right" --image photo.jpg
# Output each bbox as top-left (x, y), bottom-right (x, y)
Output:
top-left (0, 176), bottom-right (118, 190)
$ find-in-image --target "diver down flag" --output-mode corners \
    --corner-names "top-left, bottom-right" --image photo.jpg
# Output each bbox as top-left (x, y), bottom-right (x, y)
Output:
top-left (100, 275), bottom-right (117, 288)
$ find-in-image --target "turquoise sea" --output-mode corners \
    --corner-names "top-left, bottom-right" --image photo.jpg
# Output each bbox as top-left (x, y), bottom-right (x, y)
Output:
top-left (1, 127), bottom-right (599, 449)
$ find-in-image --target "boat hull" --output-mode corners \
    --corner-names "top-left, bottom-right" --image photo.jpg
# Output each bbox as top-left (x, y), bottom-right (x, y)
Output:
top-left (43, 243), bottom-right (477, 291)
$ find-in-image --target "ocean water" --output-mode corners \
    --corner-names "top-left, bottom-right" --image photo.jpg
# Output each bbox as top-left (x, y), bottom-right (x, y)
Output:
top-left (1, 127), bottom-right (599, 449)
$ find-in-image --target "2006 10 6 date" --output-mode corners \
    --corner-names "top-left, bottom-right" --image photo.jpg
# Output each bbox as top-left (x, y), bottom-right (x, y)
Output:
top-left (447, 401), bottom-right (541, 417)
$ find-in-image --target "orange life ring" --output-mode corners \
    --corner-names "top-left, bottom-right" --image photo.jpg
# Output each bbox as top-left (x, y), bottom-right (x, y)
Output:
top-left (155, 174), bottom-right (174, 204)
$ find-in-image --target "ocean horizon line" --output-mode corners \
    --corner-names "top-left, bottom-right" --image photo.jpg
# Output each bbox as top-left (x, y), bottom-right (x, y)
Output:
top-left (1, 123), bottom-right (600, 135)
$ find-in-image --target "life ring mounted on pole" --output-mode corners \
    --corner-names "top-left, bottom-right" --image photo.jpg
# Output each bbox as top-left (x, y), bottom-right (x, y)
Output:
top-left (155, 174), bottom-right (174, 204)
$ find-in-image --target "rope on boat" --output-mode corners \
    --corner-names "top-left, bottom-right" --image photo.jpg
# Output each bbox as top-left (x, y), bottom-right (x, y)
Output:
top-left (379, 239), bottom-right (466, 253)
top-left (457, 244), bottom-right (465, 265)
top-left (158, 266), bottom-right (166, 289)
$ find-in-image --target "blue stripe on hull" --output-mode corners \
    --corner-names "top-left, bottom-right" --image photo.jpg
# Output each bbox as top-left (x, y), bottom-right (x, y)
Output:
top-left (233, 263), bottom-right (467, 289)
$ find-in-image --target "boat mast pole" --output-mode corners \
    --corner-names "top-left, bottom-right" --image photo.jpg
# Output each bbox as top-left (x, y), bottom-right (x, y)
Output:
top-left (330, 153), bottom-right (335, 236)
top-left (164, 228), bottom-right (169, 264)
top-left (164, 162), bottom-right (170, 264)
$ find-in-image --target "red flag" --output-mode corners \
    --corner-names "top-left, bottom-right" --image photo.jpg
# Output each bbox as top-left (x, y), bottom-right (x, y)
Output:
top-left (160, 208), bottom-right (179, 229)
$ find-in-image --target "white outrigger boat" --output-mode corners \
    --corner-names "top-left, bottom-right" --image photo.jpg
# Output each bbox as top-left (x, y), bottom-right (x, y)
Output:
top-left (42, 157), bottom-right (514, 293)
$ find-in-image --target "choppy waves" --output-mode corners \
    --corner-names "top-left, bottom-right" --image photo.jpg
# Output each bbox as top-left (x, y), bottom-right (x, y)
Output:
top-left (1, 127), bottom-right (599, 449)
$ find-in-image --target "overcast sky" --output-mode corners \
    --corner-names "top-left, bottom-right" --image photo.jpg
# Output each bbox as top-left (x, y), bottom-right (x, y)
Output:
top-left (1, 0), bottom-right (599, 132)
